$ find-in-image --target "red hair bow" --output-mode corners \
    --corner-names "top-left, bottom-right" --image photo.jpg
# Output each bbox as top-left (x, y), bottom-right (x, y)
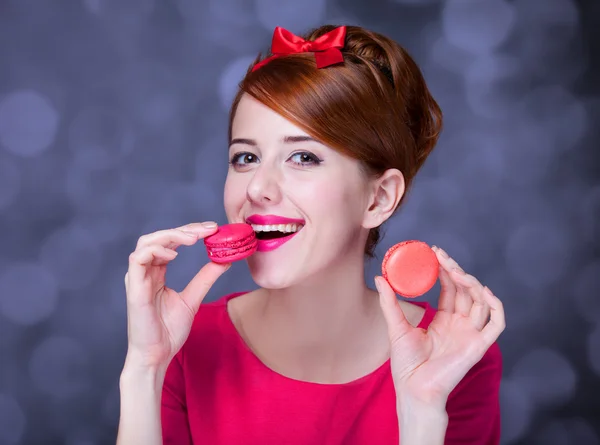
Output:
top-left (252, 26), bottom-right (347, 72)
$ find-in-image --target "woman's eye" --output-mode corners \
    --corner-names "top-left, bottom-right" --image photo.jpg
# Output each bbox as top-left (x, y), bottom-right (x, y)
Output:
top-left (289, 152), bottom-right (322, 166)
top-left (229, 152), bottom-right (258, 165)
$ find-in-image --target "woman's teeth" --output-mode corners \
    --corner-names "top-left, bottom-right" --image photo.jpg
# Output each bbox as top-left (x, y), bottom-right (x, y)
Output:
top-left (251, 223), bottom-right (303, 233)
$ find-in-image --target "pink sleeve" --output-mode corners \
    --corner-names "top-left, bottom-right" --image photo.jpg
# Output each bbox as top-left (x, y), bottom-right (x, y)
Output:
top-left (444, 342), bottom-right (503, 445)
top-left (161, 350), bottom-right (193, 445)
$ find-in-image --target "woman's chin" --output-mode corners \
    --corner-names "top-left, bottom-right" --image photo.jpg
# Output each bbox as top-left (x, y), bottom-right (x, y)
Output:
top-left (248, 260), bottom-right (296, 290)
top-left (248, 270), bottom-right (293, 290)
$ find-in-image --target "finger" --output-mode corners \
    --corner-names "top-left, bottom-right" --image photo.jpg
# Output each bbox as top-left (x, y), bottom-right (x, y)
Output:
top-left (375, 276), bottom-right (412, 341)
top-left (127, 245), bottom-right (178, 302)
top-left (432, 247), bottom-right (456, 313)
top-left (180, 261), bottom-right (231, 314)
top-left (129, 245), bottom-right (178, 273)
top-left (480, 287), bottom-right (506, 345)
top-left (136, 228), bottom-right (199, 251)
top-left (136, 222), bottom-right (218, 250)
top-left (473, 286), bottom-right (492, 330)
top-left (453, 272), bottom-right (489, 330)
top-left (436, 248), bottom-right (472, 316)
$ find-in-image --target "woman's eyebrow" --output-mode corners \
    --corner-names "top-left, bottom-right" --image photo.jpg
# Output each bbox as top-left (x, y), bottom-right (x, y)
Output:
top-left (282, 135), bottom-right (318, 144)
top-left (229, 138), bottom-right (256, 147)
top-left (229, 135), bottom-right (318, 147)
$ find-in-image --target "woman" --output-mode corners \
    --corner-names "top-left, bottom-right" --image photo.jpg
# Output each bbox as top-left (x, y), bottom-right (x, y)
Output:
top-left (116, 25), bottom-right (505, 445)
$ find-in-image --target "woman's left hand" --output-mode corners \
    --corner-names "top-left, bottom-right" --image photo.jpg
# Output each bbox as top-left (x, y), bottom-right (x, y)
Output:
top-left (376, 246), bottom-right (506, 409)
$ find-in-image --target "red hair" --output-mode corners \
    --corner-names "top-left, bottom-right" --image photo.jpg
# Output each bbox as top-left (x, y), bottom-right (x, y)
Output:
top-left (228, 25), bottom-right (442, 257)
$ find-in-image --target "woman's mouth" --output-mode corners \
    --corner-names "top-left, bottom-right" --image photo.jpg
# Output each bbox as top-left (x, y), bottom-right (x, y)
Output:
top-left (250, 223), bottom-right (304, 251)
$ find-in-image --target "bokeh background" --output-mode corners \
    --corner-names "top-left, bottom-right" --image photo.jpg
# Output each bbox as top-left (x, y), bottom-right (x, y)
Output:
top-left (0, 0), bottom-right (599, 443)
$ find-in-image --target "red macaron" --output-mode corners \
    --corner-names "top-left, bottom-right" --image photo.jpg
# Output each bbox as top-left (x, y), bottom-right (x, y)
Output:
top-left (203, 223), bottom-right (257, 264)
top-left (381, 240), bottom-right (439, 298)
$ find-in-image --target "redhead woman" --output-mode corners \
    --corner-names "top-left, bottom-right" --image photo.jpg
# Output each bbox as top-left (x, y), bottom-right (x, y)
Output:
top-left (116, 25), bottom-right (505, 445)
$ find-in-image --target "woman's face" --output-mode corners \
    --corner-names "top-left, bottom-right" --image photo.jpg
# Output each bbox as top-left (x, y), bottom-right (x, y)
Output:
top-left (224, 94), bottom-right (374, 289)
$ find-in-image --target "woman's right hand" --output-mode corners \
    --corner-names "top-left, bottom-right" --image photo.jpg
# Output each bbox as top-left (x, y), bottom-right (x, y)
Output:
top-left (123, 221), bottom-right (230, 372)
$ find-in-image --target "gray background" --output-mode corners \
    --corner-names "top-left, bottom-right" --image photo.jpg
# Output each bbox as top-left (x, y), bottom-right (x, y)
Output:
top-left (0, 0), bottom-right (599, 444)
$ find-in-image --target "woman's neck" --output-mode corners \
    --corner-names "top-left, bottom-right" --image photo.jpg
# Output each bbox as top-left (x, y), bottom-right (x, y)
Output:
top-left (246, 256), bottom-right (390, 383)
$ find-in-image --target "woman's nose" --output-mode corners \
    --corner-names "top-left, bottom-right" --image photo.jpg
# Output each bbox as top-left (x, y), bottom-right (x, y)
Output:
top-left (246, 163), bottom-right (282, 205)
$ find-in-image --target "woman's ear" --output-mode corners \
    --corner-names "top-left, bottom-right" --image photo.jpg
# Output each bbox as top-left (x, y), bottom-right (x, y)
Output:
top-left (363, 168), bottom-right (405, 229)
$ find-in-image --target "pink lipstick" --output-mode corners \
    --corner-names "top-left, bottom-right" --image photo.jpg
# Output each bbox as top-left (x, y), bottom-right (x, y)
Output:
top-left (246, 214), bottom-right (305, 252)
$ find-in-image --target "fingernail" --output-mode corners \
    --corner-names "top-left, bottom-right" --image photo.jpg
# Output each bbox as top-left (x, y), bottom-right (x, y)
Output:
top-left (201, 221), bottom-right (218, 229)
top-left (438, 248), bottom-right (449, 258)
top-left (484, 286), bottom-right (494, 296)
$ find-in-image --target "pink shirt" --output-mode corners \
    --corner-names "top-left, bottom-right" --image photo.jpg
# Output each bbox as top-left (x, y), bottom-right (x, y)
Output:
top-left (162, 292), bottom-right (502, 444)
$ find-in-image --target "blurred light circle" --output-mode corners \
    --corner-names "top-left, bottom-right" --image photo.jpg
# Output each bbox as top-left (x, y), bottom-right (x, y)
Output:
top-left (464, 54), bottom-right (521, 119)
top-left (0, 394), bottom-right (26, 445)
top-left (255, 0), bottom-right (326, 33)
top-left (0, 90), bottom-right (60, 157)
top-left (0, 262), bottom-right (59, 326)
top-left (442, 0), bottom-right (516, 55)
top-left (505, 221), bottom-right (572, 289)
top-left (511, 348), bottom-right (577, 407)
top-left (500, 378), bottom-right (534, 444)
top-left (136, 92), bottom-right (180, 128)
top-left (429, 36), bottom-right (473, 75)
top-left (28, 336), bottom-right (91, 399)
top-left (38, 225), bottom-right (104, 291)
top-left (0, 156), bottom-right (21, 211)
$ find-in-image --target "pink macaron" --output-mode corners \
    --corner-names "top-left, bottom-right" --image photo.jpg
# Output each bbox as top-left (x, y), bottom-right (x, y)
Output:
top-left (382, 240), bottom-right (439, 298)
top-left (203, 223), bottom-right (257, 263)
